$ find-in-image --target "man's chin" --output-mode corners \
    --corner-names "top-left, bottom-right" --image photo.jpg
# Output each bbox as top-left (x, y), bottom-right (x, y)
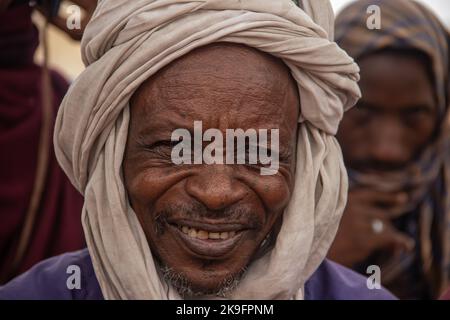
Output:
top-left (159, 264), bottom-right (246, 298)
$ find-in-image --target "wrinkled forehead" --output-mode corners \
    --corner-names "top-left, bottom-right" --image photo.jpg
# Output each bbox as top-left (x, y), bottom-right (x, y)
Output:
top-left (129, 43), bottom-right (300, 131)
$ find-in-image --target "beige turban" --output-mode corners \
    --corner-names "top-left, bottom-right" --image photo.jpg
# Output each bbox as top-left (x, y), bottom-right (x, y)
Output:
top-left (54, 0), bottom-right (360, 299)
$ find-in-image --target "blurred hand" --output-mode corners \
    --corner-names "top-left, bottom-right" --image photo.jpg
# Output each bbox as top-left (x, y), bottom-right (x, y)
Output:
top-left (328, 188), bottom-right (415, 267)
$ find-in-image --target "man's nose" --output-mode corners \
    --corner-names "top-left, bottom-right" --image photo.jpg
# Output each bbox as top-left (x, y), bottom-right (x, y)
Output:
top-left (185, 166), bottom-right (247, 211)
top-left (370, 118), bottom-right (410, 166)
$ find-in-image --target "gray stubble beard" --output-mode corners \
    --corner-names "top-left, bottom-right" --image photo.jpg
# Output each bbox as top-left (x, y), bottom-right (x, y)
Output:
top-left (159, 264), bottom-right (247, 298)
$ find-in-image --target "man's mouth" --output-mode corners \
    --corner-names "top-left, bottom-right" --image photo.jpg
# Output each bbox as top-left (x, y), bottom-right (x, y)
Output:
top-left (167, 220), bottom-right (249, 259)
top-left (179, 225), bottom-right (237, 240)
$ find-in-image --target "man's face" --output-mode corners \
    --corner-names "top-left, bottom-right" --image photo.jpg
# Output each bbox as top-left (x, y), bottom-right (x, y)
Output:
top-left (123, 44), bottom-right (299, 295)
top-left (337, 52), bottom-right (438, 174)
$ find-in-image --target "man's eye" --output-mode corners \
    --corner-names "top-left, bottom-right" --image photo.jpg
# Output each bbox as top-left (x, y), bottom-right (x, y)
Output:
top-left (403, 106), bottom-right (434, 126)
top-left (144, 141), bottom-right (176, 155)
top-left (348, 105), bottom-right (371, 126)
top-left (407, 106), bottom-right (432, 115)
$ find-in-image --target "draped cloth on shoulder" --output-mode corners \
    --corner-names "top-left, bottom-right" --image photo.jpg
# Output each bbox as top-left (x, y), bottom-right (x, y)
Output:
top-left (54, 0), bottom-right (360, 299)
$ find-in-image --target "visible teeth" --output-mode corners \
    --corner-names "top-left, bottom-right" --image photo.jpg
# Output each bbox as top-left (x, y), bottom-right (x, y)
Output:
top-left (209, 232), bottom-right (220, 239)
top-left (179, 226), bottom-right (237, 240)
top-left (220, 232), bottom-right (229, 239)
top-left (188, 229), bottom-right (197, 238)
top-left (197, 230), bottom-right (209, 240)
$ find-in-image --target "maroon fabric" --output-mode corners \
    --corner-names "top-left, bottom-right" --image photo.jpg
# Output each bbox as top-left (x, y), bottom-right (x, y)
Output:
top-left (0, 4), bottom-right (84, 283)
top-left (441, 287), bottom-right (450, 300)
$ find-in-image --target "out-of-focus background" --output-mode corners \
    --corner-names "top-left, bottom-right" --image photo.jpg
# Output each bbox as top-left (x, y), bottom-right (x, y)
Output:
top-left (35, 0), bottom-right (450, 81)
top-left (333, 0), bottom-right (450, 22)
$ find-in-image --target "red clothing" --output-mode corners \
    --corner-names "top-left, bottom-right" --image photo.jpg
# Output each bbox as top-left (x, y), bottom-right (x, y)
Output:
top-left (441, 287), bottom-right (450, 300)
top-left (0, 4), bottom-right (84, 283)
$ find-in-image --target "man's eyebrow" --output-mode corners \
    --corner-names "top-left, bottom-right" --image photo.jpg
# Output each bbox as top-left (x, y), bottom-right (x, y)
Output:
top-left (135, 125), bottom-right (195, 146)
top-left (356, 100), bottom-right (379, 109)
top-left (401, 103), bottom-right (436, 112)
top-left (134, 129), bottom-right (174, 147)
top-left (357, 99), bottom-right (435, 111)
top-left (135, 113), bottom-right (192, 135)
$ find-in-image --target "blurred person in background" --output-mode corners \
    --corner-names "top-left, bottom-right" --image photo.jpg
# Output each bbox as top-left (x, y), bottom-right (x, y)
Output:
top-left (328, 0), bottom-right (450, 299)
top-left (0, 0), bottom-right (94, 284)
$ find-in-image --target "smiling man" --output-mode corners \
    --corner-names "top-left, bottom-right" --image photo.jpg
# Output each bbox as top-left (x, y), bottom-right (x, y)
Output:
top-left (123, 43), bottom-right (299, 296)
top-left (0, 0), bottom-right (394, 300)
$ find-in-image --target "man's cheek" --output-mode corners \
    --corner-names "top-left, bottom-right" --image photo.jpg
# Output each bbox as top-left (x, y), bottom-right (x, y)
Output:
top-left (252, 176), bottom-right (292, 212)
top-left (126, 168), bottom-right (184, 205)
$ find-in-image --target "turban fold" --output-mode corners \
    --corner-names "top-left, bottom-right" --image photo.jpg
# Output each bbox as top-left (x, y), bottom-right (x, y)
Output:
top-left (54, 0), bottom-right (360, 299)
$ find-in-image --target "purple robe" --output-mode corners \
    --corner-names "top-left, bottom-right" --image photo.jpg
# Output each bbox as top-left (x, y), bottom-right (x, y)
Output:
top-left (0, 249), bottom-right (396, 300)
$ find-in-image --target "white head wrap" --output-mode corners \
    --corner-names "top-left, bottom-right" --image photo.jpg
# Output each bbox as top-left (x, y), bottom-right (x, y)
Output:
top-left (54, 0), bottom-right (361, 299)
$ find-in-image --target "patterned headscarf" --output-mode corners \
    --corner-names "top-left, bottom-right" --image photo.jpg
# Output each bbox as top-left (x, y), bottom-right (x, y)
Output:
top-left (336, 0), bottom-right (450, 298)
